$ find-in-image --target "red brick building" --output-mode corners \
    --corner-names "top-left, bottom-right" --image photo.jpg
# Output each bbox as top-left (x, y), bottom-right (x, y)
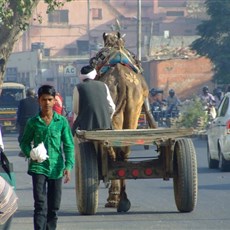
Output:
top-left (143, 57), bottom-right (214, 100)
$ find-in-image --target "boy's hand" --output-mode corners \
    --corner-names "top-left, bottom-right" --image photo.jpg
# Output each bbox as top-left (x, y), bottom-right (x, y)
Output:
top-left (63, 170), bottom-right (71, 184)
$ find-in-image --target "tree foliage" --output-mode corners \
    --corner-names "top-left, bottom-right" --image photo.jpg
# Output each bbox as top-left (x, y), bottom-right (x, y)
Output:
top-left (191, 0), bottom-right (230, 84)
top-left (0, 0), bottom-right (72, 85)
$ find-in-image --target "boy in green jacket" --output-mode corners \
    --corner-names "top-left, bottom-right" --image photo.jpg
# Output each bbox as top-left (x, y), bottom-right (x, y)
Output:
top-left (20, 84), bottom-right (74, 230)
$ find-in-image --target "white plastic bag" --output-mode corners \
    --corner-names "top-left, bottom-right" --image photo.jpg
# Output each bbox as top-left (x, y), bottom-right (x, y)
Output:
top-left (30, 142), bottom-right (49, 163)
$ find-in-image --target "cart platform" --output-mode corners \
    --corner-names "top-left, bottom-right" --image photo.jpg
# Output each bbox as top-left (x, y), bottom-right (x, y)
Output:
top-left (76, 128), bottom-right (194, 147)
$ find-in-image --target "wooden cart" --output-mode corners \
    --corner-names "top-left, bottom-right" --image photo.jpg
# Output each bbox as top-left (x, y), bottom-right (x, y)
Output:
top-left (75, 128), bottom-right (197, 215)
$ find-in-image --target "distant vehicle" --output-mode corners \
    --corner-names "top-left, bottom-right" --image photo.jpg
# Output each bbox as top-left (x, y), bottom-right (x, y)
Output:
top-left (137, 111), bottom-right (148, 129)
top-left (207, 92), bottom-right (230, 171)
top-left (137, 111), bottom-right (151, 150)
top-left (0, 82), bottom-right (26, 134)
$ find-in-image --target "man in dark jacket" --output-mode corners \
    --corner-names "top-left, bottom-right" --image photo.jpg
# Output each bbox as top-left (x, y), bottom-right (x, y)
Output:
top-left (72, 65), bottom-right (115, 133)
top-left (17, 88), bottom-right (40, 156)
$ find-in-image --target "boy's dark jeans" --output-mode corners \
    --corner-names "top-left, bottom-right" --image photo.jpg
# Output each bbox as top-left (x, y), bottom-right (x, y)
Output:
top-left (32, 173), bottom-right (62, 230)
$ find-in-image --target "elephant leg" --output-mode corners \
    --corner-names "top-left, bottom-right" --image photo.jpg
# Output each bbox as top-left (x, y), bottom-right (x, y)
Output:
top-left (143, 98), bottom-right (158, 128)
top-left (105, 179), bottom-right (120, 208)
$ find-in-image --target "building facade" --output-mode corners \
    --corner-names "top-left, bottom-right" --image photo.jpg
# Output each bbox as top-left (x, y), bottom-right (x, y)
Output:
top-left (6, 0), bottom-right (207, 104)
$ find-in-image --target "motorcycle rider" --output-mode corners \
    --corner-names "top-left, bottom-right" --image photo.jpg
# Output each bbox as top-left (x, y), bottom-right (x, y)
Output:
top-left (200, 85), bottom-right (216, 120)
top-left (149, 88), bottom-right (164, 122)
top-left (214, 88), bottom-right (223, 109)
top-left (200, 86), bottom-right (216, 106)
top-left (165, 89), bottom-right (181, 116)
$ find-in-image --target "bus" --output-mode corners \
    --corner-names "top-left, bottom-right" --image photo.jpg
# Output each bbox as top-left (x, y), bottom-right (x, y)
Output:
top-left (0, 82), bottom-right (26, 134)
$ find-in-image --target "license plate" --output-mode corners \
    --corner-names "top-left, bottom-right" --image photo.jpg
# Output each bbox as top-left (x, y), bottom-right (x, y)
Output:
top-left (138, 113), bottom-right (146, 123)
top-left (4, 121), bottom-right (12, 126)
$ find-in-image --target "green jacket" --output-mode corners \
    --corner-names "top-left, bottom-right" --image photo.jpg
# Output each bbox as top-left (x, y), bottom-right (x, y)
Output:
top-left (20, 112), bottom-right (74, 179)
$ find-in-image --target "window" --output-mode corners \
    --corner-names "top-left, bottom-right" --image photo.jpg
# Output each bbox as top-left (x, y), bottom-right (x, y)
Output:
top-left (41, 62), bottom-right (49, 69)
top-left (166, 11), bottom-right (184, 17)
top-left (44, 49), bottom-right (50, 57)
top-left (158, 0), bottom-right (186, 8)
top-left (48, 10), bottom-right (69, 23)
top-left (92, 8), bottom-right (102, 20)
top-left (47, 77), bottom-right (54, 82)
top-left (67, 48), bottom-right (77, 56)
top-left (219, 97), bottom-right (229, 117)
top-left (76, 40), bottom-right (89, 55)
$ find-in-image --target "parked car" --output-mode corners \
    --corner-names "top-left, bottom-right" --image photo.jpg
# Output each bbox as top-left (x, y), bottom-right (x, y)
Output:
top-left (207, 92), bottom-right (230, 171)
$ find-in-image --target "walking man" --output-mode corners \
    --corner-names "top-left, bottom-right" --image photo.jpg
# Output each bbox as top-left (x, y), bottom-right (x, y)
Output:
top-left (20, 85), bottom-right (74, 230)
top-left (17, 88), bottom-right (40, 157)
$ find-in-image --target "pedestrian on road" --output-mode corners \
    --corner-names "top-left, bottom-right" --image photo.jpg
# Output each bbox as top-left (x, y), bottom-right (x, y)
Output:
top-left (53, 92), bottom-right (65, 115)
top-left (16, 88), bottom-right (40, 157)
top-left (0, 126), bottom-right (4, 152)
top-left (0, 127), bottom-right (18, 230)
top-left (0, 176), bottom-right (18, 230)
top-left (20, 84), bottom-right (75, 230)
top-left (72, 65), bottom-right (115, 133)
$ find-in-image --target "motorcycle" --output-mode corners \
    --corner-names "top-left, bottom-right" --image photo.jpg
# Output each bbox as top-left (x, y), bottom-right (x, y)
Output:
top-left (151, 102), bottom-right (181, 128)
top-left (203, 102), bottom-right (216, 124)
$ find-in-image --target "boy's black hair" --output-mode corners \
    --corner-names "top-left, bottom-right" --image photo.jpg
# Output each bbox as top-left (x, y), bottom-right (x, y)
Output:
top-left (38, 85), bottom-right (56, 98)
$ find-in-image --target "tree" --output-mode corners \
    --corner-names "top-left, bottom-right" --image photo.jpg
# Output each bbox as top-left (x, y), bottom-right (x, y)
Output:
top-left (0, 0), bottom-right (72, 86)
top-left (191, 0), bottom-right (230, 85)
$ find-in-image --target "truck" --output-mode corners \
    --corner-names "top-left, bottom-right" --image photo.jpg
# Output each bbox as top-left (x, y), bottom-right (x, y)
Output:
top-left (0, 82), bottom-right (26, 134)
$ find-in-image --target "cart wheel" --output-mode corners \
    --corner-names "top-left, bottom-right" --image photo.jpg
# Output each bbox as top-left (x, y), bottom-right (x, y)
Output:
top-left (75, 142), bottom-right (99, 215)
top-left (218, 149), bottom-right (230, 172)
top-left (207, 142), bottom-right (218, 169)
top-left (173, 138), bottom-right (198, 212)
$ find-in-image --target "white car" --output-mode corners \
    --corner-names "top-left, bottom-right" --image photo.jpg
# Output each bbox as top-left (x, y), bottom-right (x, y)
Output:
top-left (207, 92), bottom-right (230, 171)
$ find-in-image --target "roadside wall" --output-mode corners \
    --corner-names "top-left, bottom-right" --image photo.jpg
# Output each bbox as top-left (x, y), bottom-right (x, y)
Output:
top-left (147, 57), bottom-right (214, 100)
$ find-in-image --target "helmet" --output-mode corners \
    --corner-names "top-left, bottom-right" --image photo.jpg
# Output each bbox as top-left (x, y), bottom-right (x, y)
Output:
top-left (203, 86), bottom-right (209, 93)
top-left (26, 88), bottom-right (36, 97)
top-left (150, 88), bottom-right (157, 96)
top-left (215, 88), bottom-right (222, 96)
top-left (216, 88), bottom-right (222, 93)
top-left (169, 89), bottom-right (175, 96)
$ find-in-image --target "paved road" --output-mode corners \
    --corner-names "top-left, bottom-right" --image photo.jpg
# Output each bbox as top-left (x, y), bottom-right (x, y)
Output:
top-left (3, 134), bottom-right (230, 230)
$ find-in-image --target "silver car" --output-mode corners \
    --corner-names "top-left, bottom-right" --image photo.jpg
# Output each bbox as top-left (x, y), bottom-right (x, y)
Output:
top-left (207, 92), bottom-right (230, 171)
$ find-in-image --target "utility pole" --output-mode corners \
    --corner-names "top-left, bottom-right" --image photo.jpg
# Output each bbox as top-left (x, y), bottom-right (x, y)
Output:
top-left (87, 0), bottom-right (91, 58)
top-left (137, 0), bottom-right (141, 61)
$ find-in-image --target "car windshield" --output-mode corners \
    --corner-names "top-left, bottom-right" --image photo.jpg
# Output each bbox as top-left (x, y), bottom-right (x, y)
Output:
top-left (219, 96), bottom-right (229, 117)
top-left (0, 88), bottom-right (24, 107)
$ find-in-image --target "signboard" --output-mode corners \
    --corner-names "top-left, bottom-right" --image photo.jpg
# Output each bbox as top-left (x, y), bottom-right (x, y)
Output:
top-left (5, 67), bottom-right (17, 82)
top-left (64, 65), bottom-right (76, 76)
